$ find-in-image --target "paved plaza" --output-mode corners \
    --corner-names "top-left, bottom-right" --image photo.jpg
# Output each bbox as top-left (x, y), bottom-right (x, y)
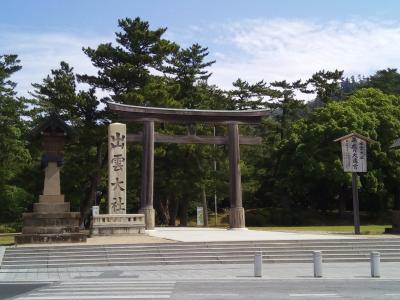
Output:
top-left (2, 229), bottom-right (400, 299)
top-left (2, 261), bottom-right (400, 282)
top-left (2, 262), bottom-right (400, 299)
top-left (10, 227), bottom-right (380, 248)
top-left (146, 227), bottom-right (364, 242)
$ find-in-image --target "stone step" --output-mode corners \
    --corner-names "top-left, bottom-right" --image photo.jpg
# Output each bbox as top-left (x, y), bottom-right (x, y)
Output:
top-left (22, 212), bottom-right (80, 219)
top-left (39, 195), bottom-right (65, 203)
top-left (3, 250), bottom-right (400, 264)
top-left (14, 233), bottom-right (87, 244)
top-left (6, 237), bottom-right (399, 247)
top-left (6, 243), bottom-right (400, 256)
top-left (6, 238), bottom-right (400, 253)
top-left (33, 202), bottom-right (70, 213)
top-left (22, 212), bottom-right (80, 228)
top-left (4, 238), bottom-right (400, 269)
top-left (3, 256), bottom-right (400, 269)
top-left (5, 247), bottom-right (400, 261)
top-left (22, 226), bottom-right (80, 234)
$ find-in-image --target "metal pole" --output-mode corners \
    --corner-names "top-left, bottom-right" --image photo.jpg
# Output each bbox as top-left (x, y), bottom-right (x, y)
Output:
top-left (214, 125), bottom-right (217, 227)
top-left (352, 172), bottom-right (361, 234)
top-left (254, 252), bottom-right (263, 277)
top-left (313, 251), bottom-right (323, 277)
top-left (371, 252), bottom-right (381, 278)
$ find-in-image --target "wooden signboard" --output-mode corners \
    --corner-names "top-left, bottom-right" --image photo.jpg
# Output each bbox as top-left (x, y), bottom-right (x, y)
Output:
top-left (341, 136), bottom-right (367, 173)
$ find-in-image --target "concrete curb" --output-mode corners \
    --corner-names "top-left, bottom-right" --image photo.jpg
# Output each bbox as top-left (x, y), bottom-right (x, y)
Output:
top-left (0, 246), bottom-right (6, 267)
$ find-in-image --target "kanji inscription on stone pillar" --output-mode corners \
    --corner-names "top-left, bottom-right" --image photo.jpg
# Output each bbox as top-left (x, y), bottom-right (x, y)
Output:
top-left (108, 123), bottom-right (126, 214)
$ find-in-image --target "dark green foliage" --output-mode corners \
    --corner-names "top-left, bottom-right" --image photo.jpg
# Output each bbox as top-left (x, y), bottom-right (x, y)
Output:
top-left (164, 43), bottom-right (215, 109)
top-left (0, 55), bottom-right (31, 222)
top-left (365, 68), bottom-right (400, 96)
top-left (229, 79), bottom-right (273, 110)
top-left (246, 208), bottom-right (321, 226)
top-left (307, 69), bottom-right (344, 103)
top-left (269, 88), bottom-right (400, 213)
top-left (79, 17), bottom-right (178, 104)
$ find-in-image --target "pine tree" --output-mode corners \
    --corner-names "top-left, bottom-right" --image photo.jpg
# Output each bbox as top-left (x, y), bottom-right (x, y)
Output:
top-left (164, 43), bottom-right (215, 108)
top-left (0, 55), bottom-right (31, 221)
top-left (79, 17), bottom-right (178, 105)
top-left (307, 69), bottom-right (344, 103)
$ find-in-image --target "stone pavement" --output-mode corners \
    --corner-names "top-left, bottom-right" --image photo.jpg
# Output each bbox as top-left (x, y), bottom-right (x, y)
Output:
top-left (14, 233), bottom-right (174, 248)
top-left (146, 227), bottom-right (387, 242)
top-left (11, 227), bottom-right (398, 247)
top-left (1, 262), bottom-right (400, 282)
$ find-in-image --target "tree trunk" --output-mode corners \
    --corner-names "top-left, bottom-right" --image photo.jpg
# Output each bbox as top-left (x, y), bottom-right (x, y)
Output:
top-left (168, 196), bottom-right (178, 226)
top-left (202, 186), bottom-right (208, 227)
top-left (155, 196), bottom-right (169, 225)
top-left (395, 186), bottom-right (400, 210)
top-left (80, 143), bottom-right (107, 228)
top-left (339, 195), bottom-right (346, 217)
top-left (179, 198), bottom-right (188, 226)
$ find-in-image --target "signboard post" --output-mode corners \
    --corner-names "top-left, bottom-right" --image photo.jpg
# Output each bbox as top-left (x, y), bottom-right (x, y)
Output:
top-left (197, 207), bottom-right (204, 226)
top-left (335, 133), bottom-right (373, 235)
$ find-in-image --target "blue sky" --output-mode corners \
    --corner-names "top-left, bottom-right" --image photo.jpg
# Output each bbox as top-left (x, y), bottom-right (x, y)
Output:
top-left (2, 0), bottom-right (400, 97)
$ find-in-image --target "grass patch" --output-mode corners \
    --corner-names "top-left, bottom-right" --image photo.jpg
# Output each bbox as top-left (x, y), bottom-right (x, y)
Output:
top-left (0, 236), bottom-right (14, 245)
top-left (0, 224), bottom-right (17, 234)
top-left (179, 212), bottom-right (229, 227)
top-left (249, 225), bottom-right (390, 235)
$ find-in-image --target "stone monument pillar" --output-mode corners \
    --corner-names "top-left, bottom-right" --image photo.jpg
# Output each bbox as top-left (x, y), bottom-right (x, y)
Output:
top-left (16, 116), bottom-right (86, 244)
top-left (108, 123), bottom-right (127, 214)
top-left (90, 122), bottom-right (145, 235)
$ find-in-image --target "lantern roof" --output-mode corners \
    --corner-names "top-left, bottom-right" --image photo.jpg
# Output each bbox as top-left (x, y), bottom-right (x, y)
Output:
top-left (29, 115), bottom-right (73, 139)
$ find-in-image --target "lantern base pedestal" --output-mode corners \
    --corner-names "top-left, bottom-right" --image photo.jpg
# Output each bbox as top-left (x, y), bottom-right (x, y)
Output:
top-left (16, 200), bottom-right (87, 244)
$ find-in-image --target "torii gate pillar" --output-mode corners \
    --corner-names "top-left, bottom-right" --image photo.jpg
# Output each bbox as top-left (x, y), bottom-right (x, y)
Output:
top-left (139, 121), bottom-right (155, 230)
top-left (228, 123), bottom-right (245, 228)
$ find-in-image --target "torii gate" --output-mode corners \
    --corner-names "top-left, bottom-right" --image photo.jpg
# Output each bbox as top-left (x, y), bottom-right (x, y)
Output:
top-left (108, 102), bottom-right (268, 229)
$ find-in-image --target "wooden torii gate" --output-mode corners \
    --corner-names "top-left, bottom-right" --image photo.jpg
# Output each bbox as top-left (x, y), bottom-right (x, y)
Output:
top-left (108, 102), bottom-right (268, 229)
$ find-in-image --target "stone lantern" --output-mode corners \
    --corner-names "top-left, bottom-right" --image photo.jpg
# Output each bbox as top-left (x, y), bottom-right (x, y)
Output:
top-left (16, 115), bottom-right (87, 244)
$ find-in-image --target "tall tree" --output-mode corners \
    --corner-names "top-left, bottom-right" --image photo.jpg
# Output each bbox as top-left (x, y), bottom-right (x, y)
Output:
top-left (79, 17), bottom-right (178, 105)
top-left (229, 79), bottom-right (273, 110)
top-left (160, 43), bottom-right (218, 225)
top-left (0, 55), bottom-right (31, 222)
top-left (307, 69), bottom-right (344, 103)
top-left (164, 43), bottom-right (215, 109)
top-left (269, 80), bottom-right (307, 140)
top-left (366, 68), bottom-right (400, 96)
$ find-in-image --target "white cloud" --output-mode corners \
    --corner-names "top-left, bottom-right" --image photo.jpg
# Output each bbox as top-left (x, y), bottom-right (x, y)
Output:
top-left (0, 31), bottom-right (111, 97)
top-left (2, 18), bottom-right (400, 99)
top-left (209, 19), bottom-right (400, 90)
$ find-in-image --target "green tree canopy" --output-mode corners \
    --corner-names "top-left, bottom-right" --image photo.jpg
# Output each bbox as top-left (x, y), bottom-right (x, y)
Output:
top-left (271, 88), bottom-right (400, 213)
top-left (0, 55), bottom-right (31, 221)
